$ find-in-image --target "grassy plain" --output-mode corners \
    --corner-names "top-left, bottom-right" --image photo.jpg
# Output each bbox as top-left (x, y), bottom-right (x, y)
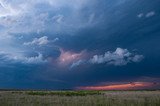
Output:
top-left (0, 90), bottom-right (159, 106)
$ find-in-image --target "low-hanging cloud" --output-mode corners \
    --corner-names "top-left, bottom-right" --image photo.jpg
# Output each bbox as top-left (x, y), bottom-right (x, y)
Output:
top-left (23, 53), bottom-right (47, 64)
top-left (70, 60), bottom-right (85, 69)
top-left (137, 11), bottom-right (155, 18)
top-left (145, 11), bottom-right (155, 18)
top-left (0, 51), bottom-right (47, 64)
top-left (90, 48), bottom-right (144, 66)
top-left (71, 48), bottom-right (144, 68)
top-left (24, 36), bottom-right (49, 46)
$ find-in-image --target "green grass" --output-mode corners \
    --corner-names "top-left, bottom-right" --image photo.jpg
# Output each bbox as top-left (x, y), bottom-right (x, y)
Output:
top-left (0, 91), bottom-right (159, 106)
top-left (26, 91), bottom-right (101, 96)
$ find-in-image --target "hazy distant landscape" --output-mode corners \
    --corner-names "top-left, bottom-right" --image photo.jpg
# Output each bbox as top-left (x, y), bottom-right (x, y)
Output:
top-left (0, 90), bottom-right (160, 106)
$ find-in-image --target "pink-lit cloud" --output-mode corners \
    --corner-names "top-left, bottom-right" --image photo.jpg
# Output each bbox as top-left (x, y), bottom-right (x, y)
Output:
top-left (56, 48), bottom-right (87, 67)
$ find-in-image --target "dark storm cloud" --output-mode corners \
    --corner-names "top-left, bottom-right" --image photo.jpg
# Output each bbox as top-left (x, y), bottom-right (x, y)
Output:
top-left (0, 0), bottom-right (160, 89)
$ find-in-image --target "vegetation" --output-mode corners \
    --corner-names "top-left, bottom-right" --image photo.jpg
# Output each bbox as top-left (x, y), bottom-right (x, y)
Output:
top-left (26, 90), bottom-right (101, 96)
top-left (0, 90), bottom-right (159, 106)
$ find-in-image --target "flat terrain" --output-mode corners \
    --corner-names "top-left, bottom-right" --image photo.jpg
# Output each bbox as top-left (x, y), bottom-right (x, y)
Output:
top-left (0, 90), bottom-right (160, 106)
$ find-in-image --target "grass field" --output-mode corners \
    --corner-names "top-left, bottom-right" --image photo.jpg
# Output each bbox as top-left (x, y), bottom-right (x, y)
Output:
top-left (0, 90), bottom-right (160, 106)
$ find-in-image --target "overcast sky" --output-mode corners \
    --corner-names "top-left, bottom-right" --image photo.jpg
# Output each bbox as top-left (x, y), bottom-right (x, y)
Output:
top-left (0, 0), bottom-right (160, 90)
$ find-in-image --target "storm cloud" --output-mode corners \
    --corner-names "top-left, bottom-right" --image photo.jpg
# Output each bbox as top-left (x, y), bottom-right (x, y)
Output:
top-left (0, 0), bottom-right (160, 89)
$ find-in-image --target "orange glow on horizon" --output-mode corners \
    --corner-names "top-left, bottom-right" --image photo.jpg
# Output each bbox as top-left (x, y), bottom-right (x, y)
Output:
top-left (78, 82), bottom-right (155, 90)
